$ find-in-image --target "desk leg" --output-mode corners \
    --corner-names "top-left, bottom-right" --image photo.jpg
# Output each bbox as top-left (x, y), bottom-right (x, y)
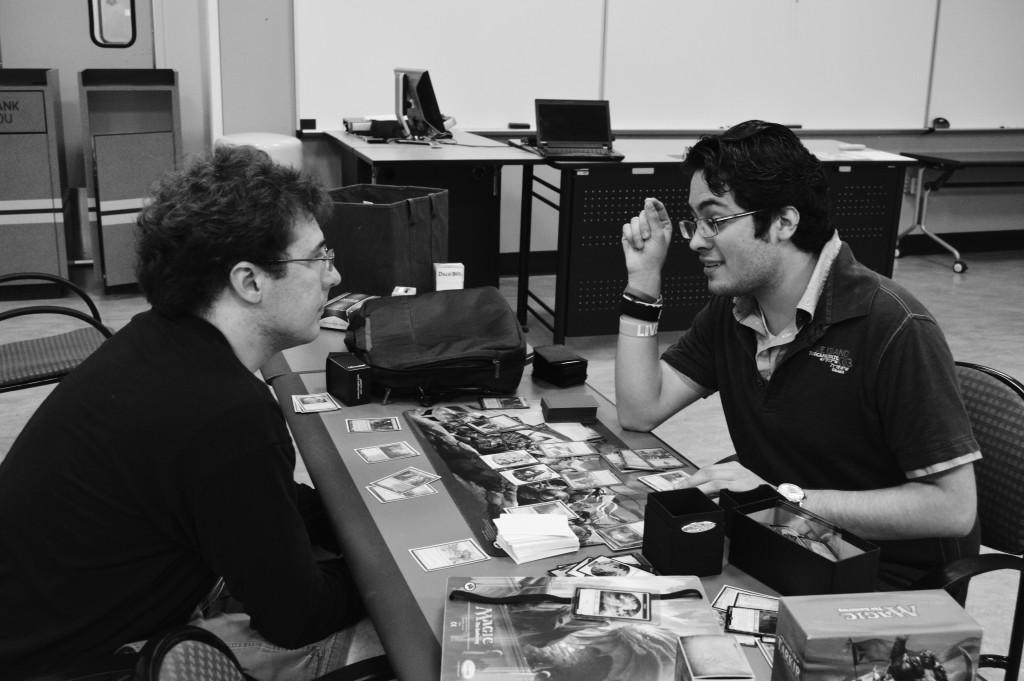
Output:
top-left (896, 167), bottom-right (927, 250)
top-left (916, 186), bottom-right (966, 271)
top-left (517, 166), bottom-right (533, 328)
top-left (896, 167), bottom-right (966, 272)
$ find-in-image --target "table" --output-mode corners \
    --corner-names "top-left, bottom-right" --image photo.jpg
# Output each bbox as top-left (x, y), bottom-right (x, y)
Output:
top-left (525, 138), bottom-right (912, 343)
top-left (898, 150), bottom-right (1024, 273)
top-left (325, 130), bottom-right (539, 290)
top-left (262, 334), bottom-right (776, 681)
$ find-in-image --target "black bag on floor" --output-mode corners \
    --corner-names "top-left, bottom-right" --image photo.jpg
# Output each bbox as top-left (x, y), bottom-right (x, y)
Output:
top-left (344, 287), bottom-right (527, 405)
top-left (324, 184), bottom-right (448, 297)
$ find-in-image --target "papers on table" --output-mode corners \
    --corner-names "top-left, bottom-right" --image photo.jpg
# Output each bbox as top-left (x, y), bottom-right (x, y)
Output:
top-left (494, 513), bottom-right (580, 564)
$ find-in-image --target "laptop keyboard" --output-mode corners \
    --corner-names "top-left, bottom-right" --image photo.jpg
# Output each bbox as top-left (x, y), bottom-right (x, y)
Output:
top-left (542, 147), bottom-right (623, 161)
top-left (548, 146), bottom-right (610, 155)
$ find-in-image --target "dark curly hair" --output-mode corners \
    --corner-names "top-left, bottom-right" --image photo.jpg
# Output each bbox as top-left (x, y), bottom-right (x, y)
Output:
top-left (135, 144), bottom-right (332, 316)
top-left (682, 120), bottom-right (833, 253)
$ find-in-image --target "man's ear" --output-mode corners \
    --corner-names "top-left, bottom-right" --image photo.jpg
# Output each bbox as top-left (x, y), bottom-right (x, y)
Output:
top-left (774, 206), bottom-right (801, 242)
top-left (227, 262), bottom-right (263, 304)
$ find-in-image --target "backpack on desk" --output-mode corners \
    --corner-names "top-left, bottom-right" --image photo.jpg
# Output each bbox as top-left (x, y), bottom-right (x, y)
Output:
top-left (344, 286), bottom-right (527, 405)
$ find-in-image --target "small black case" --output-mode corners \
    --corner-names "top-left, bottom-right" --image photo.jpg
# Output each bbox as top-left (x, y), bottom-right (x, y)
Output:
top-left (326, 352), bottom-right (372, 406)
top-left (541, 394), bottom-right (598, 423)
top-left (532, 344), bottom-right (587, 387)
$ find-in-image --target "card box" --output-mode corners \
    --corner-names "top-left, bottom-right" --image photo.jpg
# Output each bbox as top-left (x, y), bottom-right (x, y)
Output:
top-left (726, 497), bottom-right (879, 596)
top-left (532, 344), bottom-right (588, 387)
top-left (326, 351), bottom-right (371, 406)
top-left (643, 488), bottom-right (724, 576)
top-left (540, 393), bottom-right (598, 423)
top-left (772, 589), bottom-right (981, 681)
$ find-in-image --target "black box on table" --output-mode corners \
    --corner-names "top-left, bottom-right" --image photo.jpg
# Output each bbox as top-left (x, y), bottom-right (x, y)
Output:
top-left (532, 344), bottom-right (588, 387)
top-left (326, 351), bottom-right (371, 406)
top-left (726, 497), bottom-right (879, 596)
top-left (643, 488), bottom-right (725, 576)
top-left (540, 393), bottom-right (598, 423)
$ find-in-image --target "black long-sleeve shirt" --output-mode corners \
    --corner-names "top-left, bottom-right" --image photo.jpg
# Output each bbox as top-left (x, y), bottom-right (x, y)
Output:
top-left (0, 311), bottom-right (363, 676)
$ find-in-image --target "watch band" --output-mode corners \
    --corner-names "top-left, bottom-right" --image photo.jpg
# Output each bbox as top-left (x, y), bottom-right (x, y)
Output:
top-left (619, 317), bottom-right (659, 337)
top-left (620, 292), bottom-right (663, 322)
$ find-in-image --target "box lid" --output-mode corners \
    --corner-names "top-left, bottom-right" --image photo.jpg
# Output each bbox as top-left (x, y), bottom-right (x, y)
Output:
top-left (780, 589), bottom-right (981, 638)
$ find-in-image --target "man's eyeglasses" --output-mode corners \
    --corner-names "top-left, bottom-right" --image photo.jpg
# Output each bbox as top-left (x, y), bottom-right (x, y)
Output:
top-left (679, 209), bottom-right (765, 240)
top-left (267, 248), bottom-right (336, 271)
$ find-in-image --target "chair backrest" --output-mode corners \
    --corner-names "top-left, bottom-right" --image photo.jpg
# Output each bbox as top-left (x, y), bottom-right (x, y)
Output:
top-left (134, 626), bottom-right (247, 681)
top-left (955, 361), bottom-right (1024, 681)
top-left (956, 361), bottom-right (1024, 555)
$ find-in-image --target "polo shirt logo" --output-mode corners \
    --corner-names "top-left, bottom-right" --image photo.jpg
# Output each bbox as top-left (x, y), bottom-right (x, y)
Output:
top-left (808, 345), bottom-right (853, 374)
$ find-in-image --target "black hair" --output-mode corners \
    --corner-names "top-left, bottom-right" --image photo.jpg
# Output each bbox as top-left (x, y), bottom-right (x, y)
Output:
top-left (135, 144), bottom-right (332, 316)
top-left (682, 120), bottom-right (833, 253)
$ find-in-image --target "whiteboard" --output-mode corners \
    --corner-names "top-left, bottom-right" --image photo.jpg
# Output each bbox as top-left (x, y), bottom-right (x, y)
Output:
top-left (294, 0), bottom-right (1022, 133)
top-left (927, 0), bottom-right (1024, 130)
top-left (292, 0), bottom-right (604, 132)
top-left (604, 0), bottom-right (937, 131)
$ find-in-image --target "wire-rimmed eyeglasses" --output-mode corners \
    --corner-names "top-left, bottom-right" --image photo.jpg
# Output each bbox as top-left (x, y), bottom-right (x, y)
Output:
top-left (678, 209), bottom-right (765, 240)
top-left (267, 247), bottom-right (336, 271)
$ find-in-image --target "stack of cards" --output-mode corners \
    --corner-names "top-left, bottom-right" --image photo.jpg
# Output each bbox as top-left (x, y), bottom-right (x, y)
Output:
top-left (366, 466), bottom-right (440, 503)
top-left (547, 552), bottom-right (656, 578)
top-left (593, 521), bottom-right (645, 551)
top-left (493, 513), bottom-right (580, 564)
top-left (292, 392), bottom-right (342, 413)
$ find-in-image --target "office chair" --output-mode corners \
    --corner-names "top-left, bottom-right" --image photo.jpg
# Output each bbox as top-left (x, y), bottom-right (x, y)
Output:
top-left (914, 361), bottom-right (1024, 681)
top-left (134, 625), bottom-right (395, 681)
top-left (0, 272), bottom-right (112, 392)
top-left (134, 626), bottom-right (251, 681)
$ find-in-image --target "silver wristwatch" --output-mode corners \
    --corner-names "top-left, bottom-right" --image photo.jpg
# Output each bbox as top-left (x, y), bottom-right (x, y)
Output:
top-left (777, 483), bottom-right (806, 507)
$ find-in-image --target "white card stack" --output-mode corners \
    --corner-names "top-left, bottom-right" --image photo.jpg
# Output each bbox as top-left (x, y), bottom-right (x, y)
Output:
top-left (493, 513), bottom-right (580, 564)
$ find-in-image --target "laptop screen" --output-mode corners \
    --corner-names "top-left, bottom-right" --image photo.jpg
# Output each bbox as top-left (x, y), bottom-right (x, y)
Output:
top-left (536, 99), bottom-right (613, 146)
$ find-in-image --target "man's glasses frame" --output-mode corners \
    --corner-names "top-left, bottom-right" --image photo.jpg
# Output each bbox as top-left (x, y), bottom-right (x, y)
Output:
top-left (678, 209), bottom-right (765, 240)
top-left (267, 247), bottom-right (336, 271)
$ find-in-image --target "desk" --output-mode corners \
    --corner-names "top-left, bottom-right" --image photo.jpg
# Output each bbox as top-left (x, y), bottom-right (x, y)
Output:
top-left (898, 150), bottom-right (1024, 273)
top-left (525, 139), bottom-right (912, 343)
top-left (262, 334), bottom-right (775, 681)
top-left (325, 130), bottom-right (539, 289)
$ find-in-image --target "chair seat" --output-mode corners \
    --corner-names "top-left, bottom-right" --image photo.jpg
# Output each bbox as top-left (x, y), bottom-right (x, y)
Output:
top-left (0, 327), bottom-right (107, 389)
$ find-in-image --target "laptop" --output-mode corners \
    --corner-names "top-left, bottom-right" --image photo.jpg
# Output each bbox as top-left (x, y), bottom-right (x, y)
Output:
top-left (534, 99), bottom-right (624, 162)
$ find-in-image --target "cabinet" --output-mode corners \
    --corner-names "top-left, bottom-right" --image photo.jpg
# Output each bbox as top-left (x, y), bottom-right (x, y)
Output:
top-left (0, 68), bottom-right (68, 282)
top-left (80, 69), bottom-right (180, 288)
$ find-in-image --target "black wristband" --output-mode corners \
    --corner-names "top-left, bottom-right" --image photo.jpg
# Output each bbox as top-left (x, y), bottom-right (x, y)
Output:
top-left (620, 292), bottom-right (663, 322)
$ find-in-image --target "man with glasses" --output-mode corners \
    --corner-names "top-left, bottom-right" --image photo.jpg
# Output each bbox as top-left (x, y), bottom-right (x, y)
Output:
top-left (0, 145), bottom-right (382, 679)
top-left (616, 121), bottom-right (979, 590)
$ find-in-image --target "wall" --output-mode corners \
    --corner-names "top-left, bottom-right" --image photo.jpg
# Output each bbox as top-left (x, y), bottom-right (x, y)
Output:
top-left (216, 0), bottom-right (294, 136)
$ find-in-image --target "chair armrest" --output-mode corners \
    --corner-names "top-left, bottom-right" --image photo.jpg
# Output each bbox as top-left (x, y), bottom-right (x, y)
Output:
top-left (913, 552), bottom-right (1023, 590)
top-left (0, 306), bottom-right (113, 338)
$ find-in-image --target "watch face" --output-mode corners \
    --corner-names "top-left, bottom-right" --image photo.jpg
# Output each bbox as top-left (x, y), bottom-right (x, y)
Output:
top-left (778, 483), bottom-right (805, 503)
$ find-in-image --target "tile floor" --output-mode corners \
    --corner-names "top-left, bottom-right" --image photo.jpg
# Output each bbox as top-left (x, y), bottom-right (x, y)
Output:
top-left (1, 248), bottom-right (1021, 671)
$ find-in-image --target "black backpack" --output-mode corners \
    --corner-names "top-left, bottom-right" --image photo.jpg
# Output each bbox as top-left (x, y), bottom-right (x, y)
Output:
top-left (344, 286), bottom-right (527, 405)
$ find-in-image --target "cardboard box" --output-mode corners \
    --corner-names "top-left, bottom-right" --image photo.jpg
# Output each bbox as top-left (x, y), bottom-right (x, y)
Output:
top-left (772, 590), bottom-right (981, 681)
top-left (727, 498), bottom-right (879, 596)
